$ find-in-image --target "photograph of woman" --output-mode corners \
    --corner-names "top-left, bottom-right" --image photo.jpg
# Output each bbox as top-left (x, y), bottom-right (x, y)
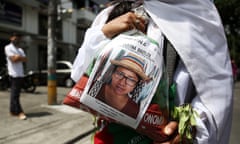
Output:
top-left (93, 53), bottom-right (151, 119)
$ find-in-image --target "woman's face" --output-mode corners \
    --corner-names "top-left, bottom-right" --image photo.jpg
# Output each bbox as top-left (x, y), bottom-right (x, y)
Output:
top-left (111, 66), bottom-right (139, 96)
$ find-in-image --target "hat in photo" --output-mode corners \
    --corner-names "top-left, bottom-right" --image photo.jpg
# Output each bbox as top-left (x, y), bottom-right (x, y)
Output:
top-left (110, 53), bottom-right (150, 81)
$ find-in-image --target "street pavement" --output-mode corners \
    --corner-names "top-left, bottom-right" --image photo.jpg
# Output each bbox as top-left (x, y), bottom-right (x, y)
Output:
top-left (0, 82), bottom-right (239, 144)
top-left (0, 86), bottom-right (95, 144)
top-left (229, 81), bottom-right (240, 144)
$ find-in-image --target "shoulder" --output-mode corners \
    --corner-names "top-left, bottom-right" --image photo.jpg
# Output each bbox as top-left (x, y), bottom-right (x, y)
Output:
top-left (4, 43), bottom-right (12, 49)
top-left (4, 43), bottom-right (14, 53)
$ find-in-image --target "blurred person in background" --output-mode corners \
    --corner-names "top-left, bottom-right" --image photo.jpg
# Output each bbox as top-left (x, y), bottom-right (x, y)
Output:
top-left (4, 32), bottom-right (27, 120)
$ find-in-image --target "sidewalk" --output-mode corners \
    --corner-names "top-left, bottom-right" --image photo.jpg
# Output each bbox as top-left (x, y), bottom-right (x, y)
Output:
top-left (0, 86), bottom-right (95, 144)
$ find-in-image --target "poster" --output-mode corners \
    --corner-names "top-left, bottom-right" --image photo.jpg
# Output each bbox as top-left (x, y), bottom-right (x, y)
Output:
top-left (80, 31), bottom-right (165, 129)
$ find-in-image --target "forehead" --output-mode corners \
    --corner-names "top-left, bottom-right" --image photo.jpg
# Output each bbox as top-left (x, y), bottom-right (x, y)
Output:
top-left (10, 35), bottom-right (22, 40)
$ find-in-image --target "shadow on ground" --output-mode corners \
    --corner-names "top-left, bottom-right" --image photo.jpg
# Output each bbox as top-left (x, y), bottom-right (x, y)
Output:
top-left (26, 111), bottom-right (52, 118)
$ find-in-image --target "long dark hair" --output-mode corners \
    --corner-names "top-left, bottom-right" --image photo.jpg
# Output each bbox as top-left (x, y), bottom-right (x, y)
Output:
top-left (106, 1), bottom-right (134, 23)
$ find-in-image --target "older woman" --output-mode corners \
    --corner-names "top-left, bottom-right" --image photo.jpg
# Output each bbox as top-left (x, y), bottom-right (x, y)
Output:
top-left (71, 0), bottom-right (233, 144)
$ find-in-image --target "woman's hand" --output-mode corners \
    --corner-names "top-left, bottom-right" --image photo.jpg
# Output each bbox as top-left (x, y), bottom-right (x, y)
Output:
top-left (102, 12), bottom-right (146, 38)
top-left (154, 121), bottom-right (196, 144)
top-left (154, 121), bottom-right (181, 144)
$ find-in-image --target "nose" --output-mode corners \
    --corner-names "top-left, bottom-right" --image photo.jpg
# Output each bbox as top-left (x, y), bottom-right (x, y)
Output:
top-left (118, 77), bottom-right (127, 85)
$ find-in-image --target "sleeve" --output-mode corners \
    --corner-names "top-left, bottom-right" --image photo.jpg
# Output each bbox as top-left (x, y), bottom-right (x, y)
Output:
top-left (174, 61), bottom-right (218, 143)
top-left (145, 1), bottom-right (233, 143)
top-left (71, 6), bottom-right (115, 82)
top-left (192, 97), bottom-right (218, 143)
top-left (71, 26), bottom-right (110, 82)
top-left (5, 45), bottom-right (15, 57)
top-left (19, 48), bottom-right (26, 57)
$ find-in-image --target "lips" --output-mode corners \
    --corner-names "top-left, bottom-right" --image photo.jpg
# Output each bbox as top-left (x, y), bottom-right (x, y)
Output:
top-left (115, 85), bottom-right (125, 94)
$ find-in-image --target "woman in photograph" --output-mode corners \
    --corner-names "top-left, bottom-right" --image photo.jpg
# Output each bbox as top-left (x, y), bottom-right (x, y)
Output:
top-left (95, 53), bottom-right (150, 119)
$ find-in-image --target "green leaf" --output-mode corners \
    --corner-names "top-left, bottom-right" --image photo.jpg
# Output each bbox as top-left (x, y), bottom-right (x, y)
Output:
top-left (171, 104), bottom-right (199, 143)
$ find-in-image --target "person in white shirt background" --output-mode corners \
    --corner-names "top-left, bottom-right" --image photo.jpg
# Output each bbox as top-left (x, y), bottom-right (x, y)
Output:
top-left (5, 33), bottom-right (28, 120)
top-left (71, 0), bottom-right (233, 143)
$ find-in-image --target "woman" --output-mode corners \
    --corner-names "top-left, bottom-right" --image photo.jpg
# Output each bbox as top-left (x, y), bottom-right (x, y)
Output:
top-left (71, 0), bottom-right (233, 144)
top-left (95, 53), bottom-right (150, 119)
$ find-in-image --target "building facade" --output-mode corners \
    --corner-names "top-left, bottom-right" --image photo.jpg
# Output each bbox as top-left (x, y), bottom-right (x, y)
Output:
top-left (0, 0), bottom-right (109, 73)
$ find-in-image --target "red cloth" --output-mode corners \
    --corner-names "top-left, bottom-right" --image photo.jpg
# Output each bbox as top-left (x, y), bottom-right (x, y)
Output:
top-left (136, 104), bottom-right (169, 142)
top-left (63, 75), bottom-right (88, 108)
top-left (94, 127), bottom-right (114, 144)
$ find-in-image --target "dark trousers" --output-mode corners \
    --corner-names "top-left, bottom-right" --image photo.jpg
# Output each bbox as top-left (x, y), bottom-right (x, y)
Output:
top-left (10, 77), bottom-right (24, 114)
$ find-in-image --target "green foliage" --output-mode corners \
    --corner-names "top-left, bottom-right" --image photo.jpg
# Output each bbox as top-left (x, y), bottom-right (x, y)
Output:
top-left (215, 0), bottom-right (240, 65)
top-left (215, 0), bottom-right (240, 32)
top-left (172, 104), bottom-right (199, 143)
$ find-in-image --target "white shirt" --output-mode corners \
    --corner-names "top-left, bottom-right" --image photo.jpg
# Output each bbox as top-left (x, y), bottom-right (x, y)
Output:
top-left (71, 1), bottom-right (233, 143)
top-left (5, 43), bottom-right (25, 78)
